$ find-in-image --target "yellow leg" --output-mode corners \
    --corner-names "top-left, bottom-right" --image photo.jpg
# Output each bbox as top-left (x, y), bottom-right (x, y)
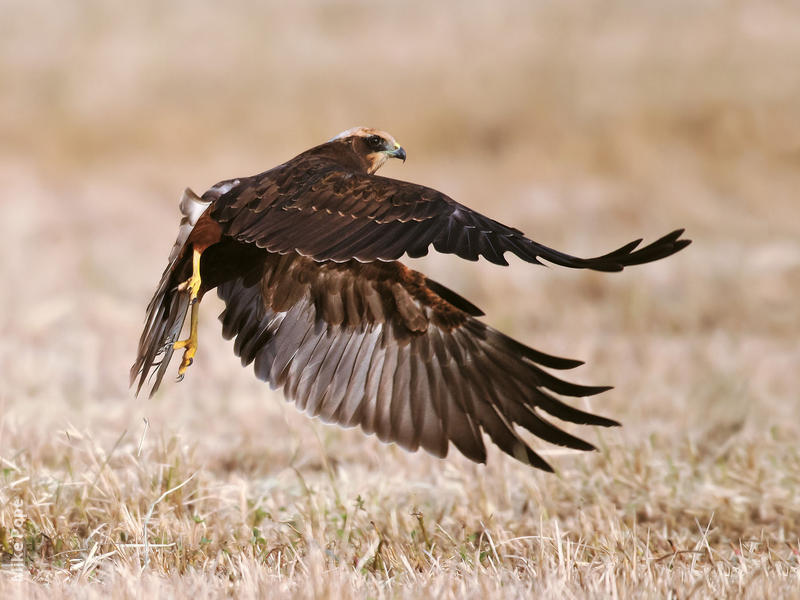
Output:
top-left (173, 249), bottom-right (202, 380)
top-left (177, 248), bottom-right (203, 299)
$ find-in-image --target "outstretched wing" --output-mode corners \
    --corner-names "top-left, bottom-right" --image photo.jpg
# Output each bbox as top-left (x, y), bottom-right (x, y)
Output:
top-left (216, 252), bottom-right (619, 471)
top-left (210, 162), bottom-right (690, 270)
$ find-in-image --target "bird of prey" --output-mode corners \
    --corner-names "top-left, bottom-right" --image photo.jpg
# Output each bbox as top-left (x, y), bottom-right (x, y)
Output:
top-left (131, 127), bottom-right (690, 472)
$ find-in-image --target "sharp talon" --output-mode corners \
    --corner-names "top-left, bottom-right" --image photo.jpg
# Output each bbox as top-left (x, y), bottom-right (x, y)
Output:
top-left (176, 373), bottom-right (185, 383)
top-left (186, 358), bottom-right (193, 368)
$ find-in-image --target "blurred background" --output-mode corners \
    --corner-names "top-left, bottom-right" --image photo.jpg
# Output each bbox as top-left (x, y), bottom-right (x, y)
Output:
top-left (1, 0), bottom-right (799, 468)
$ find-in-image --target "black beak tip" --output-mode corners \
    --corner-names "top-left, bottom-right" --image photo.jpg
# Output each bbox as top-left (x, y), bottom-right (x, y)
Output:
top-left (394, 147), bottom-right (407, 162)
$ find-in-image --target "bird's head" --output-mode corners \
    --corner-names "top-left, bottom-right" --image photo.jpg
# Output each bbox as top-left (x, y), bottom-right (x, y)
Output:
top-left (329, 127), bottom-right (406, 174)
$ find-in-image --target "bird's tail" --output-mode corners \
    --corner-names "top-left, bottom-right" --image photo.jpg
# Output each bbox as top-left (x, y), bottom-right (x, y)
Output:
top-left (130, 188), bottom-right (210, 396)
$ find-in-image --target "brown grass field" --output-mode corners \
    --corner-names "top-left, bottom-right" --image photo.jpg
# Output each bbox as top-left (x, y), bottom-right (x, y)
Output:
top-left (1, 1), bottom-right (799, 597)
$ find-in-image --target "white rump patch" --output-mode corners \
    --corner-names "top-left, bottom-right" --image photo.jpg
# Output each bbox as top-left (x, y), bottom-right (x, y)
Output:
top-left (179, 187), bottom-right (212, 226)
top-left (168, 187), bottom-right (212, 263)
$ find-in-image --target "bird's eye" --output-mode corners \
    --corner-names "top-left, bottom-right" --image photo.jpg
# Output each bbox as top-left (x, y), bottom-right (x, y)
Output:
top-left (367, 135), bottom-right (384, 148)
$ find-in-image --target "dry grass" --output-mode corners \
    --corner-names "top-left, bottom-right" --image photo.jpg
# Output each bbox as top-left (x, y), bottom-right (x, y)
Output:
top-left (1, 1), bottom-right (800, 597)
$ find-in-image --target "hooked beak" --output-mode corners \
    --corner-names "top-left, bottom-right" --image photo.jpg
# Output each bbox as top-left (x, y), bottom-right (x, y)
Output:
top-left (388, 143), bottom-right (407, 163)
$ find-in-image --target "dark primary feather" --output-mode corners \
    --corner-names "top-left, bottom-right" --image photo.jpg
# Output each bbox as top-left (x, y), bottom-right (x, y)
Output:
top-left (216, 252), bottom-right (619, 471)
top-left (209, 146), bottom-right (690, 270)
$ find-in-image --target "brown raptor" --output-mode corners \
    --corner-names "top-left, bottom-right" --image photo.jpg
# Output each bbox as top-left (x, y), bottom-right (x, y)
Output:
top-left (131, 127), bottom-right (690, 471)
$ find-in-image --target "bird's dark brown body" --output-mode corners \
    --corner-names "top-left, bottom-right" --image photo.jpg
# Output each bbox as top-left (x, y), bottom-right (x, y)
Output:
top-left (132, 127), bottom-right (690, 472)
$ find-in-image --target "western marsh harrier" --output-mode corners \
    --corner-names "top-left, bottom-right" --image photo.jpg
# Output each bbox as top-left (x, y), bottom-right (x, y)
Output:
top-left (131, 127), bottom-right (690, 471)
